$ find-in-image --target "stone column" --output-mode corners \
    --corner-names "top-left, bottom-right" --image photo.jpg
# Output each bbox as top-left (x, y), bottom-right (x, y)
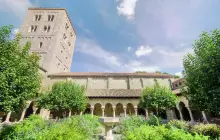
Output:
top-left (102, 106), bottom-right (105, 117)
top-left (19, 109), bottom-right (27, 121)
top-left (33, 108), bottom-right (38, 115)
top-left (4, 112), bottom-right (11, 123)
top-left (177, 108), bottom-right (184, 120)
top-left (145, 109), bottom-right (149, 120)
top-left (134, 106), bottom-right (138, 116)
top-left (123, 106), bottom-right (127, 117)
top-left (187, 107), bottom-right (194, 122)
top-left (80, 111), bottom-right (83, 116)
top-left (113, 106), bottom-right (116, 118)
top-left (68, 110), bottom-right (72, 117)
top-left (91, 106), bottom-right (94, 117)
top-left (202, 111), bottom-right (208, 122)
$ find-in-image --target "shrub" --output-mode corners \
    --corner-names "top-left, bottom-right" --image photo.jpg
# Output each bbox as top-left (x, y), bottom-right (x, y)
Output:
top-left (168, 120), bottom-right (189, 131)
top-left (0, 114), bottom-right (102, 140)
top-left (0, 115), bottom-right (48, 140)
top-left (124, 125), bottom-right (209, 140)
top-left (116, 116), bottom-right (147, 134)
top-left (146, 114), bottom-right (162, 126)
top-left (191, 123), bottom-right (220, 139)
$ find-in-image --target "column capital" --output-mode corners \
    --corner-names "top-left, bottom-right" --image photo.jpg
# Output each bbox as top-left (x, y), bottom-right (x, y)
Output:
top-left (90, 106), bottom-right (94, 109)
top-left (134, 106), bottom-right (138, 109)
top-left (101, 106), bottom-right (105, 110)
top-left (123, 106), bottom-right (127, 109)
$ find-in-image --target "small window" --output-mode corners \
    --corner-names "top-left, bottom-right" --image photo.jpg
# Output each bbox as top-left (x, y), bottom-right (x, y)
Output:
top-left (140, 79), bottom-right (144, 88)
top-left (34, 25), bottom-right (37, 32)
top-left (48, 15), bottom-right (55, 21)
top-left (65, 23), bottom-right (69, 30)
top-left (51, 15), bottom-right (54, 21)
top-left (35, 15), bottom-right (41, 21)
top-left (175, 84), bottom-right (178, 87)
top-left (66, 57), bottom-right (68, 59)
top-left (61, 50), bottom-right (63, 53)
top-left (68, 42), bottom-right (71, 46)
top-left (70, 32), bottom-right (73, 37)
top-left (39, 42), bottom-right (43, 48)
top-left (43, 25), bottom-right (50, 32)
top-left (63, 34), bottom-right (67, 39)
top-left (179, 82), bottom-right (182, 86)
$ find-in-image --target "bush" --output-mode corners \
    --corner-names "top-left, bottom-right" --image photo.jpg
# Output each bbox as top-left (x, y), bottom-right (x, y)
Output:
top-left (191, 123), bottom-right (220, 139)
top-left (0, 114), bottom-right (102, 140)
top-left (0, 115), bottom-right (48, 140)
top-left (124, 125), bottom-right (209, 140)
top-left (146, 114), bottom-right (162, 126)
top-left (168, 120), bottom-right (189, 131)
top-left (115, 116), bottom-right (147, 134)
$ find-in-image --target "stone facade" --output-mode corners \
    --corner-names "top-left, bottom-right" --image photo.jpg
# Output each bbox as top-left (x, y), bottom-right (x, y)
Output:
top-left (19, 8), bottom-right (76, 74)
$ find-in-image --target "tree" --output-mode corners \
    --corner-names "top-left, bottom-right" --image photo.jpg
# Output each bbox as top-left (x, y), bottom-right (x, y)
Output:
top-left (183, 29), bottom-right (220, 116)
top-left (140, 82), bottom-right (178, 119)
top-left (37, 81), bottom-right (87, 117)
top-left (0, 25), bottom-right (41, 113)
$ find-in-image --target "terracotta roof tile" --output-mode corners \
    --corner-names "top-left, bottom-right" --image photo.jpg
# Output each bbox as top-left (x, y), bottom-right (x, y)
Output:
top-left (48, 72), bottom-right (173, 78)
top-left (86, 89), bottom-right (142, 97)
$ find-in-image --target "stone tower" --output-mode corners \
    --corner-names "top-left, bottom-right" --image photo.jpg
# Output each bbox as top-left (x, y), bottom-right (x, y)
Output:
top-left (19, 8), bottom-right (76, 74)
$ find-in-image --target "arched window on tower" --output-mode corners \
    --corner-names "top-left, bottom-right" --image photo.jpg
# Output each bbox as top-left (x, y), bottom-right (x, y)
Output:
top-left (140, 79), bottom-right (144, 88)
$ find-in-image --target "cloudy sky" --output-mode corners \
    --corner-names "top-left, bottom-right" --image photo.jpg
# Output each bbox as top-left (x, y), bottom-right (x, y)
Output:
top-left (1, 0), bottom-right (220, 76)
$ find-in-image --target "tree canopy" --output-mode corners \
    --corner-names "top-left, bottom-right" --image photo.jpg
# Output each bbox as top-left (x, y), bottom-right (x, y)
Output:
top-left (140, 81), bottom-right (178, 113)
top-left (183, 29), bottom-right (220, 116)
top-left (37, 81), bottom-right (87, 113)
top-left (0, 25), bottom-right (41, 113)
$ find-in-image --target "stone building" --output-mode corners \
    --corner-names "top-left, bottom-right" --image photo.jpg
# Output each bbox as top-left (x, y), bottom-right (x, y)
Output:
top-left (0, 8), bottom-right (207, 123)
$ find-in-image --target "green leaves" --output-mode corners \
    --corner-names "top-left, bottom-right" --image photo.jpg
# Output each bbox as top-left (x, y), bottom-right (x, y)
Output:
top-left (0, 25), bottom-right (41, 113)
top-left (183, 29), bottom-right (220, 116)
top-left (140, 81), bottom-right (178, 111)
top-left (37, 81), bottom-right (87, 112)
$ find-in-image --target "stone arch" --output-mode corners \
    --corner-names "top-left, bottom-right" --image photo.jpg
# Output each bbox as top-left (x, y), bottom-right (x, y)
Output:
top-left (179, 102), bottom-right (191, 121)
top-left (84, 104), bottom-right (91, 114)
top-left (116, 103), bottom-right (124, 117)
top-left (25, 102), bottom-right (34, 118)
top-left (126, 103), bottom-right (135, 116)
top-left (105, 103), bottom-right (113, 117)
top-left (94, 103), bottom-right (102, 116)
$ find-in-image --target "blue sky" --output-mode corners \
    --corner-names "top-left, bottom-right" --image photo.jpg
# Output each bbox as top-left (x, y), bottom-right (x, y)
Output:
top-left (1, 0), bottom-right (220, 76)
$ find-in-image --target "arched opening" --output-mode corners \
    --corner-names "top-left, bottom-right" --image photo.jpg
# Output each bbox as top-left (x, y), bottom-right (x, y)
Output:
top-left (84, 104), bottom-right (91, 114)
top-left (35, 108), bottom-right (41, 115)
top-left (137, 104), bottom-right (145, 116)
top-left (94, 103), bottom-right (102, 116)
top-left (25, 102), bottom-right (34, 118)
top-left (105, 103), bottom-right (113, 117)
top-left (126, 103), bottom-right (135, 116)
top-left (192, 110), bottom-right (203, 122)
top-left (116, 103), bottom-right (124, 117)
top-left (179, 102), bottom-right (191, 121)
top-left (174, 108), bottom-right (181, 120)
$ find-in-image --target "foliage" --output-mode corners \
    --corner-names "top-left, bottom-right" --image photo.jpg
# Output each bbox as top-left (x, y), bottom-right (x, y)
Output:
top-left (123, 125), bottom-right (209, 140)
top-left (183, 29), bottom-right (220, 115)
top-left (115, 116), bottom-right (147, 134)
top-left (0, 25), bottom-right (41, 113)
top-left (168, 120), bottom-right (189, 131)
top-left (140, 81), bottom-right (178, 115)
top-left (191, 123), bottom-right (220, 139)
top-left (163, 72), bottom-right (169, 74)
top-left (0, 114), bottom-right (101, 140)
top-left (174, 75), bottom-right (180, 78)
top-left (0, 115), bottom-right (48, 140)
top-left (37, 81), bottom-right (87, 113)
top-left (146, 114), bottom-right (162, 126)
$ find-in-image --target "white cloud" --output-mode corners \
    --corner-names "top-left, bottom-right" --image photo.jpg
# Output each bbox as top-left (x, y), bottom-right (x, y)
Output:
top-left (13, 28), bottom-right (19, 34)
top-left (124, 60), bottom-right (160, 72)
top-left (76, 37), bottom-right (121, 67)
top-left (135, 45), bottom-right (152, 57)
top-left (175, 72), bottom-right (183, 77)
top-left (127, 46), bottom-right (132, 51)
top-left (0, 0), bottom-right (33, 18)
top-left (117, 0), bottom-right (138, 19)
